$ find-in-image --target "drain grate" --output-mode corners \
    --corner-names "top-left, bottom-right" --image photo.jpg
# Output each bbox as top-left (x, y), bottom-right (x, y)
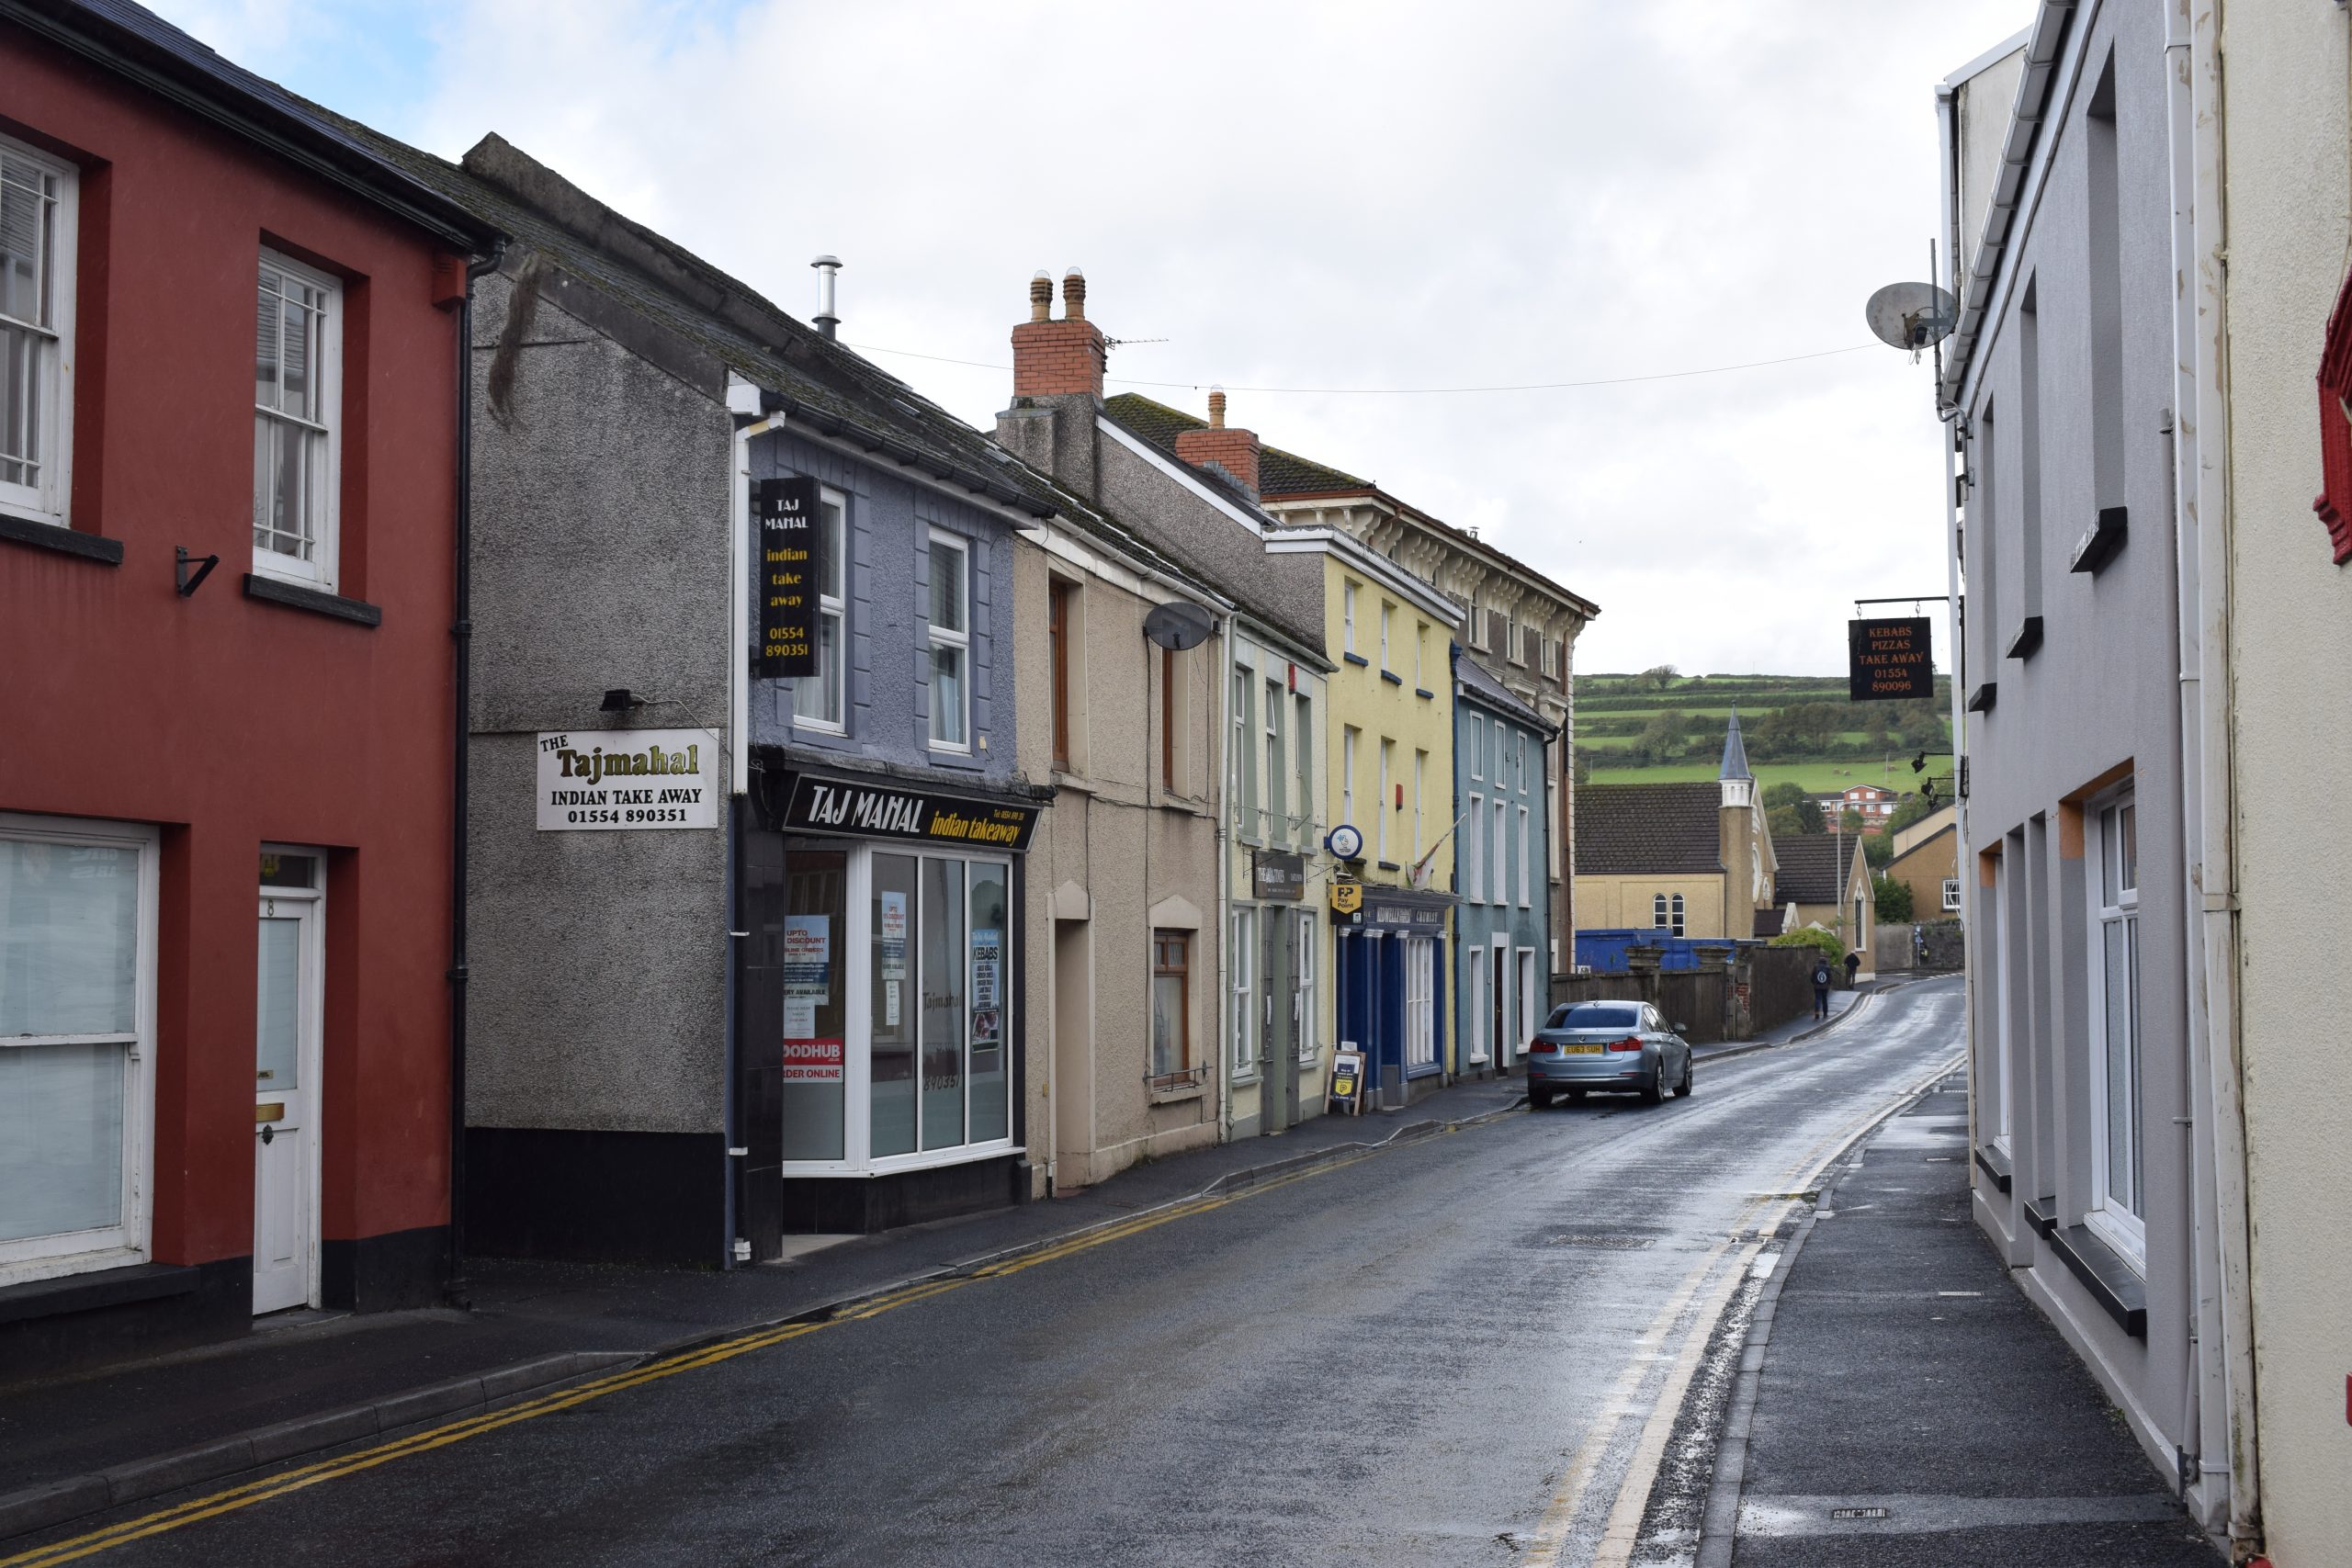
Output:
top-left (1542, 1233), bottom-right (1656, 1250)
top-left (1830, 1506), bottom-right (1891, 1521)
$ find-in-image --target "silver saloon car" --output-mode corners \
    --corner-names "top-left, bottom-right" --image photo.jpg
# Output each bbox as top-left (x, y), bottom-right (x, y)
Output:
top-left (1525, 1000), bottom-right (1693, 1109)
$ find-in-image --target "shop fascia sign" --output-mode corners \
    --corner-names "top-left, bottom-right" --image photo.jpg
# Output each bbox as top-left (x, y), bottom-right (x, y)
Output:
top-left (778, 772), bottom-right (1039, 853)
top-left (537, 728), bottom-right (717, 830)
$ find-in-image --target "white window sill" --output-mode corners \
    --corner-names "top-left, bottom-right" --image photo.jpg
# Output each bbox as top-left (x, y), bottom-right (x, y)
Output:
top-left (0, 1242), bottom-right (148, 1291)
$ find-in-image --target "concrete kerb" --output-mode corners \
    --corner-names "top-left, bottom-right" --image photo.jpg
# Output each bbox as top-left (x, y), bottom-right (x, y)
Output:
top-left (1688, 1058), bottom-right (1969, 1568)
top-left (0, 1349), bottom-right (637, 1542)
top-left (0, 1100), bottom-right (1533, 1547)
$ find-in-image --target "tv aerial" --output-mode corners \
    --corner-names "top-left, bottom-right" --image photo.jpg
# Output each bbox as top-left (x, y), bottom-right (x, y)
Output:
top-left (1142, 600), bottom-right (1215, 651)
top-left (1864, 280), bottom-right (1957, 363)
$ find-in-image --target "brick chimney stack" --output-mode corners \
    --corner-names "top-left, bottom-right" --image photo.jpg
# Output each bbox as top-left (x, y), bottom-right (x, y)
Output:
top-left (1173, 385), bottom-right (1262, 498)
top-left (1010, 266), bottom-right (1106, 400)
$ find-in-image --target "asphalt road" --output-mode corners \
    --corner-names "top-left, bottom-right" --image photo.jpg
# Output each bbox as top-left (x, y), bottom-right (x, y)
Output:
top-left (17, 980), bottom-right (1965, 1568)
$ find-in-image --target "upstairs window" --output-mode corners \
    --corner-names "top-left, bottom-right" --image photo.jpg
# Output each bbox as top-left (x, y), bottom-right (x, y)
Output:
top-left (0, 140), bottom-right (75, 528)
top-left (253, 252), bottom-right (342, 588)
top-left (925, 532), bottom-right (970, 750)
top-left (1151, 931), bottom-right (1192, 1080)
top-left (1048, 578), bottom-right (1075, 771)
top-left (790, 487), bottom-right (847, 731)
top-left (1341, 580), bottom-right (1358, 655)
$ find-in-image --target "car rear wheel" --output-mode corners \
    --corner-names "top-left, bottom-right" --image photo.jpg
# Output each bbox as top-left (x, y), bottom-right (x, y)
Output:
top-left (1640, 1064), bottom-right (1666, 1105)
top-left (1529, 1086), bottom-right (1553, 1111)
top-left (1675, 1056), bottom-right (1694, 1098)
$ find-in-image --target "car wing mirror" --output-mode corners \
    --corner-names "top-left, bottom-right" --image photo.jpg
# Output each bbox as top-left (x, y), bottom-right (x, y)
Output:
top-left (1673, 1021), bottom-right (1690, 1033)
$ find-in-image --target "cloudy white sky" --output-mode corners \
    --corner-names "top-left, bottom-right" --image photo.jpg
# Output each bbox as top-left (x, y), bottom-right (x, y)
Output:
top-left (158, 0), bottom-right (2026, 674)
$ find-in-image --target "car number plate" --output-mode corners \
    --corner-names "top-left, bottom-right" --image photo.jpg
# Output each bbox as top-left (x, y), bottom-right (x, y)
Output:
top-left (1563, 1043), bottom-right (1605, 1054)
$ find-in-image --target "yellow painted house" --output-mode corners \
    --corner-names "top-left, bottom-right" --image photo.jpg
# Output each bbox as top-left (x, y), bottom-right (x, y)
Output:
top-left (1265, 527), bottom-right (1463, 1108)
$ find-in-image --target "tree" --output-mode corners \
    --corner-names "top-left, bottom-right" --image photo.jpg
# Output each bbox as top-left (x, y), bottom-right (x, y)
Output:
top-left (1863, 832), bottom-right (1894, 867)
top-left (1873, 873), bottom-right (1915, 922)
top-left (1884, 792), bottom-right (1939, 836)
top-left (1794, 797), bottom-right (1826, 834)
top-left (1839, 807), bottom-right (1865, 836)
top-left (1766, 804), bottom-right (1803, 840)
top-left (1638, 663), bottom-right (1679, 691)
top-left (1772, 927), bottom-right (1846, 964)
top-left (1572, 746), bottom-right (1591, 786)
top-left (1761, 781), bottom-right (1810, 810)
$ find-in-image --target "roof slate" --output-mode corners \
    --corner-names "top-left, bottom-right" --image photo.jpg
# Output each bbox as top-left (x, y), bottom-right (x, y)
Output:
top-left (1771, 834), bottom-right (1861, 906)
top-left (17, 0), bottom-right (499, 248)
top-left (1102, 391), bottom-right (1598, 618)
top-left (1455, 648), bottom-right (1554, 733)
top-left (1574, 783), bottom-right (1723, 877)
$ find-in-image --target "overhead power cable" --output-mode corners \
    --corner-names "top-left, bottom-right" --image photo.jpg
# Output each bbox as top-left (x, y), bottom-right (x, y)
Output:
top-left (840, 341), bottom-right (1877, 396)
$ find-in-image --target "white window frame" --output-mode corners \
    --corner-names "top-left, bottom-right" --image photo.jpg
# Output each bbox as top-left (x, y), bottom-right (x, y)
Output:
top-left (1231, 908), bottom-right (1256, 1078)
top-left (1415, 623), bottom-right (1428, 689)
top-left (1404, 936), bottom-right (1436, 1071)
top-left (1341, 580), bottom-right (1358, 655)
top-left (0, 136), bottom-right (78, 528)
top-left (1376, 739), bottom-right (1394, 862)
top-left (1467, 793), bottom-right (1486, 902)
top-left (1492, 798), bottom-right (1508, 909)
top-left (1295, 909), bottom-right (1317, 1065)
top-left (1518, 804), bottom-right (1532, 908)
top-left (1504, 612), bottom-right (1522, 664)
top-left (1671, 892), bottom-right (1686, 937)
top-left (1517, 735), bottom-right (1530, 795)
top-left (2086, 790), bottom-right (2145, 1267)
top-left (0, 814), bottom-right (158, 1285)
top-left (251, 249), bottom-right (344, 591)
top-left (1412, 749), bottom-right (1427, 863)
top-left (790, 484), bottom-right (850, 733)
top-left (1263, 677), bottom-right (1283, 844)
top-left (1653, 893), bottom-right (1670, 931)
top-left (924, 528), bottom-right (972, 752)
top-left (1467, 945), bottom-right (1489, 1064)
top-left (1340, 726), bottom-right (1357, 830)
top-left (1943, 878), bottom-right (1962, 912)
top-left (1469, 716), bottom-right (1485, 781)
top-left (1379, 602), bottom-right (1394, 671)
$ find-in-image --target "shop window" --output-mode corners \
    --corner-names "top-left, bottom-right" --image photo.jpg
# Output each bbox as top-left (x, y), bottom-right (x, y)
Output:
top-left (790, 489), bottom-right (847, 730)
top-left (253, 251), bottom-right (342, 589)
top-left (1294, 910), bottom-right (1317, 1063)
top-left (1404, 937), bottom-right (1435, 1069)
top-left (0, 817), bottom-right (156, 1282)
top-left (782, 843), bottom-right (1010, 1169)
top-left (0, 138), bottom-right (77, 528)
top-left (1151, 931), bottom-right (1191, 1080)
top-left (1230, 908), bottom-right (1255, 1077)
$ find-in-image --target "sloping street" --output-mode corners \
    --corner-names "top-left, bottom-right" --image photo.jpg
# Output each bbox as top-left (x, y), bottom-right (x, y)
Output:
top-left (12, 985), bottom-right (1962, 1568)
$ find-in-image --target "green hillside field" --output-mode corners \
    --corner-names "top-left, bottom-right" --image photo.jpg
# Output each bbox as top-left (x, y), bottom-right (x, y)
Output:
top-left (1586, 755), bottom-right (1956, 795)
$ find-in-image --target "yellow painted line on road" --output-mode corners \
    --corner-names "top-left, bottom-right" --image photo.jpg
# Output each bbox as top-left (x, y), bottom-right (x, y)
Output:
top-left (0, 1143), bottom-right (1401, 1567)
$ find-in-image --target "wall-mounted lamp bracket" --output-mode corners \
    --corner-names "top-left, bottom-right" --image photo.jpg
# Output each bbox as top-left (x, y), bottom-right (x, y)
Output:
top-left (175, 547), bottom-right (220, 597)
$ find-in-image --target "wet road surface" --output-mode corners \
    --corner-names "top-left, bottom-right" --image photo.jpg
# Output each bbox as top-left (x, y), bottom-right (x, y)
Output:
top-left (12, 980), bottom-right (1964, 1568)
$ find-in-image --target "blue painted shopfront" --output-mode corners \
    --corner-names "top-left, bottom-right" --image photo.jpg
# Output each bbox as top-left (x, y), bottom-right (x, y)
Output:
top-left (1334, 888), bottom-right (1453, 1107)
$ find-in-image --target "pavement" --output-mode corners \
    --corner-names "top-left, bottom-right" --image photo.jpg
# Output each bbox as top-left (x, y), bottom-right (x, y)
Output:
top-left (3, 977), bottom-right (1970, 1566)
top-left (1680, 1059), bottom-right (2223, 1566)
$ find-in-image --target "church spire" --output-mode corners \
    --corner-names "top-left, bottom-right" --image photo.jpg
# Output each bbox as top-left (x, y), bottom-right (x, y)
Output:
top-left (1719, 705), bottom-right (1753, 782)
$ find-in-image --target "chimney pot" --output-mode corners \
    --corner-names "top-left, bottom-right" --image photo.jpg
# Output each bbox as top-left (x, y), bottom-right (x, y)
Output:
top-left (1208, 386), bottom-right (1227, 429)
top-left (1028, 270), bottom-right (1052, 322)
top-left (1062, 266), bottom-right (1087, 321)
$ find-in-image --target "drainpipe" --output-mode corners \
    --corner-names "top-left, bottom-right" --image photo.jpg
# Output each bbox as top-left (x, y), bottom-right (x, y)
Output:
top-left (446, 241), bottom-right (503, 1309)
top-left (1216, 618), bottom-right (1235, 1146)
top-left (2172, 0), bottom-right (2262, 1550)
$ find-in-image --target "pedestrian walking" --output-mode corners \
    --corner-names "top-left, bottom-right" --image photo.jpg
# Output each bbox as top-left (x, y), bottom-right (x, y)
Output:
top-left (1843, 951), bottom-right (1861, 990)
top-left (1811, 959), bottom-right (1833, 1020)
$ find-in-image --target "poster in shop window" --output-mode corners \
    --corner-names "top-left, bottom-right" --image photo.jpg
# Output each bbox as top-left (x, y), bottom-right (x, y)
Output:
top-left (781, 914), bottom-right (837, 1078)
top-left (879, 892), bottom-right (908, 1029)
top-left (970, 927), bottom-right (1003, 1075)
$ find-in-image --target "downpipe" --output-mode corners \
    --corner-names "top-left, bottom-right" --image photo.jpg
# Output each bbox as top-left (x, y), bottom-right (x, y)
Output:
top-left (2171, 0), bottom-right (2263, 1551)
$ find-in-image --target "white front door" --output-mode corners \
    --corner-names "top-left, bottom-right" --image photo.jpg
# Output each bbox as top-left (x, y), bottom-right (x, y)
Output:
top-left (254, 884), bottom-right (321, 1314)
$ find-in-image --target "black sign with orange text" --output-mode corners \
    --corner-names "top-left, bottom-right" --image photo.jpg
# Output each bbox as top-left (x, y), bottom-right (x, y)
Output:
top-left (1848, 616), bottom-right (1933, 701)
top-left (755, 476), bottom-right (824, 679)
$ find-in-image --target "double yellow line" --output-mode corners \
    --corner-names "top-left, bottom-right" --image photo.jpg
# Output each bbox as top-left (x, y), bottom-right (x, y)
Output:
top-left (2, 1146), bottom-right (1390, 1568)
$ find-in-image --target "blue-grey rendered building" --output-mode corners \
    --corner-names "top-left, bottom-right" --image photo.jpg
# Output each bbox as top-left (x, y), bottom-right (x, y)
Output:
top-left (354, 129), bottom-right (1067, 1262)
top-left (1453, 647), bottom-right (1555, 1077)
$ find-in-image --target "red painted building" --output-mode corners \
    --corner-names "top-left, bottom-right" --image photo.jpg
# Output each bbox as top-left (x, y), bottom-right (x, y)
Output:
top-left (0, 0), bottom-right (498, 1374)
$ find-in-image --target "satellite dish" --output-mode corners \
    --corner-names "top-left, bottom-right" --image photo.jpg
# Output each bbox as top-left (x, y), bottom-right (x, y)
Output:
top-left (1143, 600), bottom-right (1215, 651)
top-left (1864, 281), bottom-right (1957, 352)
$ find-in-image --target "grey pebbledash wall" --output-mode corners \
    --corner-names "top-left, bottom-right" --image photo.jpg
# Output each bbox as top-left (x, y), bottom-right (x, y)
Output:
top-left (747, 430), bottom-right (1015, 784)
top-left (465, 269), bottom-right (735, 1142)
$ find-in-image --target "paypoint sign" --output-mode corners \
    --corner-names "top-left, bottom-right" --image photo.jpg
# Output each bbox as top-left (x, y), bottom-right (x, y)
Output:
top-left (1848, 616), bottom-right (1933, 702)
